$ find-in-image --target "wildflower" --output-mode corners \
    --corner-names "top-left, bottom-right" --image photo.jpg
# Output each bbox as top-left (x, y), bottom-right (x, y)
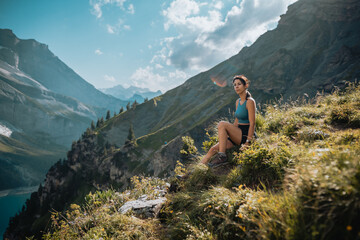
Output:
top-left (170, 210), bottom-right (173, 213)
top-left (347, 225), bottom-right (352, 231)
top-left (239, 226), bottom-right (246, 232)
top-left (238, 213), bottom-right (243, 218)
top-left (208, 205), bottom-right (212, 208)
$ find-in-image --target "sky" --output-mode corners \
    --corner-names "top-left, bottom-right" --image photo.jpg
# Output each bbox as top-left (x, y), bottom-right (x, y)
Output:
top-left (0, 0), bottom-right (297, 93)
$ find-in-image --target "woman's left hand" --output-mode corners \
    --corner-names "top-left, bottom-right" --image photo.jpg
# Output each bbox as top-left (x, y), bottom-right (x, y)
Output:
top-left (241, 143), bottom-right (249, 151)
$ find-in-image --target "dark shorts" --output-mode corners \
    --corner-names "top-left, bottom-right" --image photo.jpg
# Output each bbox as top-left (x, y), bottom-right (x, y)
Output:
top-left (227, 124), bottom-right (257, 146)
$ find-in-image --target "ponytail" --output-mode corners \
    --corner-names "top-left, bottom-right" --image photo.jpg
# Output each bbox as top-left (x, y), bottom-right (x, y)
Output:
top-left (246, 90), bottom-right (251, 100)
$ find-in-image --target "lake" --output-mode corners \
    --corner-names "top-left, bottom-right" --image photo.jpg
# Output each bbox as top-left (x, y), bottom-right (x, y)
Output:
top-left (0, 186), bottom-right (37, 239)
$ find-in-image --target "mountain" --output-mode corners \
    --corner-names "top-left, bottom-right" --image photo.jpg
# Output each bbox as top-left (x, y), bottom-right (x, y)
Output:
top-left (0, 29), bottom-right (127, 114)
top-left (37, 83), bottom-right (360, 240)
top-left (100, 84), bottom-right (162, 102)
top-left (4, 0), bottom-right (360, 238)
top-left (0, 52), bottom-right (96, 189)
top-left (0, 29), bottom-right (127, 190)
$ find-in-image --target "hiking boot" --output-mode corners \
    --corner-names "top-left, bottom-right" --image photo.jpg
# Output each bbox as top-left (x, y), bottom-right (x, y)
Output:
top-left (208, 153), bottom-right (228, 168)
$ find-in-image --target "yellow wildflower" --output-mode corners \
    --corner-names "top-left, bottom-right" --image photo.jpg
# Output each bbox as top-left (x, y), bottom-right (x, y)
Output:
top-left (347, 225), bottom-right (352, 231)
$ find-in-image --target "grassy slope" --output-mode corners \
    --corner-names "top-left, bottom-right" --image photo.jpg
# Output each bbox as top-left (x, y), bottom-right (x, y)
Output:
top-left (43, 82), bottom-right (360, 240)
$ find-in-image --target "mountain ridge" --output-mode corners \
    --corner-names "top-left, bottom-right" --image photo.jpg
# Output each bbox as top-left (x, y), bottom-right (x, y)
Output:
top-left (100, 84), bottom-right (162, 102)
top-left (0, 29), bottom-right (127, 113)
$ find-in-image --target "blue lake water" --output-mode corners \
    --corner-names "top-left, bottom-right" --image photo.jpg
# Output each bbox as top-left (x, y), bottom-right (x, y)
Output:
top-left (0, 186), bottom-right (36, 239)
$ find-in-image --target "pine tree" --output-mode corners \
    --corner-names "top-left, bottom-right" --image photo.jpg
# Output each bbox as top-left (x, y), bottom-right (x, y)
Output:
top-left (91, 121), bottom-right (95, 130)
top-left (144, 97), bottom-right (149, 102)
top-left (119, 107), bottom-right (124, 114)
top-left (96, 118), bottom-right (100, 128)
top-left (125, 123), bottom-right (136, 146)
top-left (100, 117), bottom-right (104, 125)
top-left (106, 110), bottom-right (111, 120)
top-left (132, 100), bottom-right (138, 110)
top-left (126, 102), bottom-right (130, 110)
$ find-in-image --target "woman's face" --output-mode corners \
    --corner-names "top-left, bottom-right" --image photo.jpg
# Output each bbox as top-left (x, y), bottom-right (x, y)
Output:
top-left (233, 79), bottom-right (247, 94)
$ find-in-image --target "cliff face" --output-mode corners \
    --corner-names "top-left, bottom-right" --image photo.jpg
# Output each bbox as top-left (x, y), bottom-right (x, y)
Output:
top-left (4, 0), bottom-right (360, 238)
top-left (0, 29), bottom-right (126, 112)
top-left (0, 56), bottom-right (96, 189)
top-left (0, 29), bottom-right (128, 190)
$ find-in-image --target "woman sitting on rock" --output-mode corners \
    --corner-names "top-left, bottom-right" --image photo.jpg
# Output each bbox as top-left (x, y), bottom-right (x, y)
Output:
top-left (201, 75), bottom-right (256, 168)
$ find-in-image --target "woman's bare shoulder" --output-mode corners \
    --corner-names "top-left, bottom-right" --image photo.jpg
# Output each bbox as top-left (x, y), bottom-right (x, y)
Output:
top-left (247, 97), bottom-right (256, 104)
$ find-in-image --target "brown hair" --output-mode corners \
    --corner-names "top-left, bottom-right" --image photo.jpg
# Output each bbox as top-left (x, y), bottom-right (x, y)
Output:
top-left (233, 75), bottom-right (252, 100)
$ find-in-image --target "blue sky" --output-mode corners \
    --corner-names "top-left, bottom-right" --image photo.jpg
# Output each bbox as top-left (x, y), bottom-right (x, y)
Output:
top-left (0, 0), bottom-right (297, 92)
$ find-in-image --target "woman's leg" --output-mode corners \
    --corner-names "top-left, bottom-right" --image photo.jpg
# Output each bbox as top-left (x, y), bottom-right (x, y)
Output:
top-left (201, 140), bottom-right (234, 164)
top-left (217, 121), bottom-right (243, 152)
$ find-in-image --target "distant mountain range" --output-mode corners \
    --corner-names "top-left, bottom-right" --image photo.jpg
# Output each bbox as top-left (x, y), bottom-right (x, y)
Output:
top-left (100, 85), bottom-right (162, 103)
top-left (4, 0), bottom-right (360, 238)
top-left (0, 29), bottom-right (127, 190)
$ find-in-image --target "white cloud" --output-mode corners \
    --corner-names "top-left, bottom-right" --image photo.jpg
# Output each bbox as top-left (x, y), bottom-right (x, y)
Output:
top-left (90, 0), bottom-right (134, 33)
top-left (107, 24), bottom-right (115, 34)
top-left (90, 0), bottom-right (128, 17)
top-left (128, 4), bottom-right (135, 14)
top-left (161, 0), bottom-right (298, 71)
top-left (130, 66), bottom-right (189, 92)
top-left (162, 0), bottom-right (200, 30)
top-left (168, 69), bottom-right (189, 80)
top-left (95, 49), bottom-right (103, 55)
top-left (130, 66), bottom-right (166, 92)
top-left (104, 74), bottom-right (116, 82)
top-left (163, 0), bottom-right (222, 32)
top-left (92, 3), bottom-right (102, 19)
top-left (155, 64), bottom-right (163, 69)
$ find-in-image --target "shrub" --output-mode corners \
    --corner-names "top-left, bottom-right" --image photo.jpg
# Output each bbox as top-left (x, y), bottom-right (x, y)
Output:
top-left (296, 126), bottom-right (330, 142)
top-left (180, 136), bottom-right (198, 163)
top-left (228, 136), bottom-right (292, 189)
top-left (202, 131), bottom-right (218, 153)
top-left (184, 164), bottom-right (218, 191)
top-left (293, 145), bottom-right (360, 240)
top-left (255, 112), bottom-right (266, 133)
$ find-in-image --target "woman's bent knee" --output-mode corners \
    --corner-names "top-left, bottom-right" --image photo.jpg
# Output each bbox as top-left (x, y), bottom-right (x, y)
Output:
top-left (217, 121), bottom-right (228, 129)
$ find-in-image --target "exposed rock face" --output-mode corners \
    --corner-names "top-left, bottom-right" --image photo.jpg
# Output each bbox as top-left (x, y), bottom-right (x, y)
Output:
top-left (119, 197), bottom-right (167, 218)
top-left (0, 28), bottom-right (129, 190)
top-left (0, 29), bottom-right (126, 112)
top-left (0, 58), bottom-right (97, 189)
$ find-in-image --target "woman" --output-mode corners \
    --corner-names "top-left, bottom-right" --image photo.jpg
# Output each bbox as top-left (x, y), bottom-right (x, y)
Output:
top-left (201, 75), bottom-right (256, 167)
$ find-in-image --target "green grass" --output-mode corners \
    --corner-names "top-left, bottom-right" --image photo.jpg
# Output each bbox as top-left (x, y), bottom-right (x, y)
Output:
top-left (43, 82), bottom-right (360, 240)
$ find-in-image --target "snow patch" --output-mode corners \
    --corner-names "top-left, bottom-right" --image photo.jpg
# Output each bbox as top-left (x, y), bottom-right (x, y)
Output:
top-left (14, 53), bottom-right (19, 69)
top-left (0, 67), bottom-right (11, 76)
top-left (0, 61), bottom-right (48, 91)
top-left (0, 124), bottom-right (12, 137)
